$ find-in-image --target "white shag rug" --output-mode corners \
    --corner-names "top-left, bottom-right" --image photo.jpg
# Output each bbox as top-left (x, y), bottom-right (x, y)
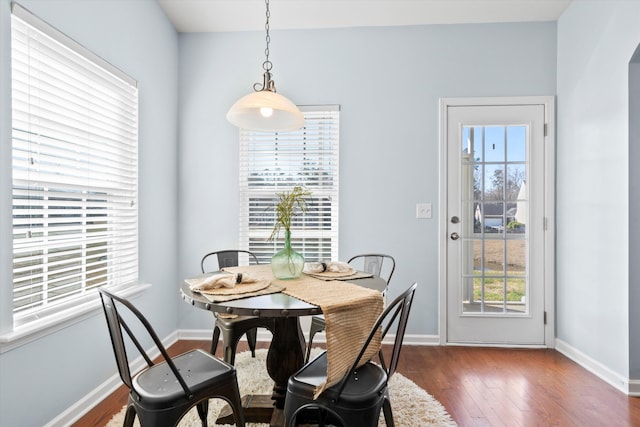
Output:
top-left (106, 349), bottom-right (456, 427)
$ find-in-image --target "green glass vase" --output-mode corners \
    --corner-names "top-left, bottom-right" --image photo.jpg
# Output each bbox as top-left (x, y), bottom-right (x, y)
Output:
top-left (271, 230), bottom-right (304, 280)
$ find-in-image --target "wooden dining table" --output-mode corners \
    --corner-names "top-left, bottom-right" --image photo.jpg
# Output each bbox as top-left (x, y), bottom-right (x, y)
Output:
top-left (180, 264), bottom-right (386, 426)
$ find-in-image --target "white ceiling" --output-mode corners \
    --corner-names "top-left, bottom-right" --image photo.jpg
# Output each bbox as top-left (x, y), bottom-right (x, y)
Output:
top-left (158, 0), bottom-right (572, 33)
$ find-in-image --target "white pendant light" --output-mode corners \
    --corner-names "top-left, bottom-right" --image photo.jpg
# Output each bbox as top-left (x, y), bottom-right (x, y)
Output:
top-left (227, 0), bottom-right (304, 132)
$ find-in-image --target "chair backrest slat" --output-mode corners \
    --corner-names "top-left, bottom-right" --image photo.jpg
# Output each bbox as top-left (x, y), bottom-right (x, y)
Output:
top-left (385, 283), bottom-right (416, 377)
top-left (201, 249), bottom-right (259, 273)
top-left (348, 254), bottom-right (396, 301)
top-left (348, 253), bottom-right (395, 284)
top-left (101, 294), bottom-right (134, 389)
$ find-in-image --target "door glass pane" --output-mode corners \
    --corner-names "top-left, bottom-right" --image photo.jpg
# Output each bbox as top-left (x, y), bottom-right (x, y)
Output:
top-left (483, 276), bottom-right (505, 312)
top-left (461, 239), bottom-right (480, 310)
top-left (484, 164), bottom-right (504, 200)
top-left (462, 202), bottom-right (478, 237)
top-left (484, 239), bottom-right (504, 272)
top-left (506, 239), bottom-right (526, 313)
top-left (507, 126), bottom-right (526, 162)
top-left (510, 165), bottom-right (527, 234)
top-left (463, 126), bottom-right (483, 162)
top-left (461, 124), bottom-right (528, 314)
top-left (483, 202), bottom-right (504, 235)
top-left (484, 126), bottom-right (505, 162)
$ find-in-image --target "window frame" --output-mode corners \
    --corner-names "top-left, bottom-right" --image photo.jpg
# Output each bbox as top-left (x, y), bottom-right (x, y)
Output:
top-left (2, 4), bottom-right (143, 349)
top-left (238, 105), bottom-right (340, 263)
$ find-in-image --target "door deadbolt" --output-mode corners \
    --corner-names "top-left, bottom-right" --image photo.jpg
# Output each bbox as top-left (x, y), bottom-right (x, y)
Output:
top-left (451, 216), bottom-right (459, 224)
top-left (450, 232), bottom-right (460, 240)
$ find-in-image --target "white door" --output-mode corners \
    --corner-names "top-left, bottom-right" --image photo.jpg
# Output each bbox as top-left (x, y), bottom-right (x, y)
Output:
top-left (440, 97), bottom-right (554, 346)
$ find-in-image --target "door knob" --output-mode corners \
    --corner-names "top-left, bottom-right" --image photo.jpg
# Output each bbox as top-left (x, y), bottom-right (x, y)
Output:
top-left (450, 232), bottom-right (460, 240)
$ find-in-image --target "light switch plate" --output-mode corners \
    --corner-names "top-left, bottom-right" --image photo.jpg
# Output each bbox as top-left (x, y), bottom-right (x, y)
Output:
top-left (416, 203), bottom-right (432, 219)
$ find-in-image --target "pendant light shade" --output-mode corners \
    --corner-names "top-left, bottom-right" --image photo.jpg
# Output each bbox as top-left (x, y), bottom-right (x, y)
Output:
top-left (227, 89), bottom-right (304, 132)
top-left (227, 0), bottom-right (304, 132)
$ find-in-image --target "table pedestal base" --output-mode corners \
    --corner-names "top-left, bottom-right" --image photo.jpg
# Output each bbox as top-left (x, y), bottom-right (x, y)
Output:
top-left (218, 317), bottom-right (306, 426)
top-left (217, 394), bottom-right (284, 426)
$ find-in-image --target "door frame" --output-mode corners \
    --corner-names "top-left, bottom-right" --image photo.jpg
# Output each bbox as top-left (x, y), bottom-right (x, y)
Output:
top-left (438, 96), bottom-right (556, 347)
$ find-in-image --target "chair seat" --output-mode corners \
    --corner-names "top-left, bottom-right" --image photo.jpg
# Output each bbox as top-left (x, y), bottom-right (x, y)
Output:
top-left (309, 314), bottom-right (325, 323)
top-left (215, 314), bottom-right (272, 329)
top-left (133, 349), bottom-right (237, 407)
top-left (213, 314), bottom-right (274, 364)
top-left (287, 351), bottom-right (388, 409)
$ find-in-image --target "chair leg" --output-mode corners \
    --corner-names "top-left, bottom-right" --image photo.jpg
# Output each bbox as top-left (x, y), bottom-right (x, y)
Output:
top-left (226, 376), bottom-right (247, 427)
top-left (224, 341), bottom-right (236, 365)
top-left (196, 399), bottom-right (209, 427)
top-left (210, 325), bottom-right (221, 355)
top-left (246, 327), bottom-right (258, 358)
top-left (382, 397), bottom-right (395, 427)
top-left (304, 331), bottom-right (314, 363)
top-left (319, 407), bottom-right (327, 427)
top-left (123, 404), bottom-right (137, 427)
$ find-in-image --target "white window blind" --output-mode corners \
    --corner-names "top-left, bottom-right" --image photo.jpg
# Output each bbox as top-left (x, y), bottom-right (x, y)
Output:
top-left (239, 106), bottom-right (339, 263)
top-left (11, 4), bottom-right (139, 322)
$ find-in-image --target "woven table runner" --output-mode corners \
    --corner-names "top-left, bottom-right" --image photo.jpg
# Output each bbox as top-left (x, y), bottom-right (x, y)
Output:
top-left (223, 264), bottom-right (384, 397)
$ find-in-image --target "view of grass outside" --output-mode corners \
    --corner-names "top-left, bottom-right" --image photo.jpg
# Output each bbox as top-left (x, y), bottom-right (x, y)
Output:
top-left (470, 239), bottom-right (526, 312)
top-left (473, 273), bottom-right (525, 302)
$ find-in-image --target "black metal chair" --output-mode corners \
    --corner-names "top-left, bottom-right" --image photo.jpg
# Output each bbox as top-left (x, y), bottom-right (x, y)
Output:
top-left (305, 253), bottom-right (396, 362)
top-left (201, 249), bottom-right (274, 364)
top-left (284, 282), bottom-right (417, 427)
top-left (98, 288), bottom-right (245, 427)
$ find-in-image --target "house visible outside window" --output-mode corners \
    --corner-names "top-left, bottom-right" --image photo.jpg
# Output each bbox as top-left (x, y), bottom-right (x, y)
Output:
top-left (10, 4), bottom-right (139, 327)
top-left (239, 106), bottom-right (339, 263)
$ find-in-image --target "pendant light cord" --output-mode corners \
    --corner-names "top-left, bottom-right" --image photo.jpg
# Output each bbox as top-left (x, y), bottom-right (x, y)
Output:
top-left (264, 0), bottom-right (271, 72)
top-left (253, 0), bottom-right (276, 92)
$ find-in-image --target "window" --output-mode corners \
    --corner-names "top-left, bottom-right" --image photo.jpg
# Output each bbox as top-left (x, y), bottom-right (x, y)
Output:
top-left (11, 4), bottom-right (138, 327)
top-left (239, 106), bottom-right (339, 263)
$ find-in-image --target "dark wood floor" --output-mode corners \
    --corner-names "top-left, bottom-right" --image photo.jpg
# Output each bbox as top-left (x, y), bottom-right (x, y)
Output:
top-left (74, 340), bottom-right (640, 427)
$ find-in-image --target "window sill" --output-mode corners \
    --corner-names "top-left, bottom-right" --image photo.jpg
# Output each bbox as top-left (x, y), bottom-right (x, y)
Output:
top-left (0, 283), bottom-right (151, 354)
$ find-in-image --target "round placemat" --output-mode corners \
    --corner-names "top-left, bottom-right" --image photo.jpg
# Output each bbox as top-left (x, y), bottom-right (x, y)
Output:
top-left (199, 279), bottom-right (271, 295)
top-left (305, 268), bottom-right (356, 279)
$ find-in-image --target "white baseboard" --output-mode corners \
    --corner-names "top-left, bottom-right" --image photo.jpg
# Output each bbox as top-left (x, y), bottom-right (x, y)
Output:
top-left (45, 371), bottom-right (124, 427)
top-left (401, 333), bottom-right (441, 346)
top-left (630, 380), bottom-right (640, 396)
top-left (177, 328), bottom-right (213, 341)
top-left (45, 330), bottom-right (179, 427)
top-left (555, 338), bottom-right (636, 396)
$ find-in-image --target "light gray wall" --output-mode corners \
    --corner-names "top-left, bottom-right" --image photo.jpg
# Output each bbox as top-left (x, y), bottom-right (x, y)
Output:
top-left (0, 1), bottom-right (179, 426)
top-left (12, 0), bottom-right (640, 423)
top-left (557, 0), bottom-right (640, 379)
top-left (177, 23), bottom-right (557, 332)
